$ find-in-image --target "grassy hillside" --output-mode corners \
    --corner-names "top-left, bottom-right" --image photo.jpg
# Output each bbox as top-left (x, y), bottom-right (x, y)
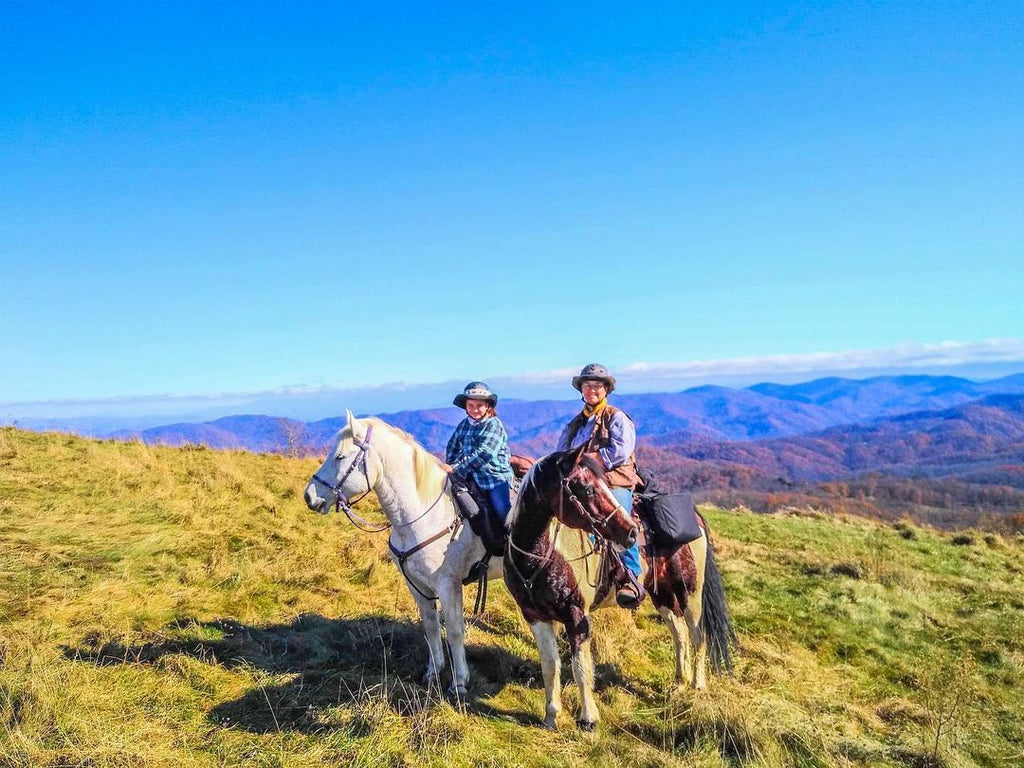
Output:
top-left (1, 427), bottom-right (1021, 767)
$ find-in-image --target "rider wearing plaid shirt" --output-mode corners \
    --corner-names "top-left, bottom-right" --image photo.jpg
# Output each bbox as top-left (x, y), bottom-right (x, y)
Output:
top-left (446, 414), bottom-right (514, 491)
top-left (446, 382), bottom-right (515, 560)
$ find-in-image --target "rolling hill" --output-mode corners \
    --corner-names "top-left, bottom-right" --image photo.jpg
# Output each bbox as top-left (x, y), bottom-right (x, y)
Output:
top-left (110, 373), bottom-right (1024, 453)
top-left (102, 376), bottom-right (1024, 528)
top-left (0, 426), bottom-right (1021, 766)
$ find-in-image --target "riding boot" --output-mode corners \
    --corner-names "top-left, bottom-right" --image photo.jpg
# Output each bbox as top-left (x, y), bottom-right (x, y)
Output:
top-left (616, 580), bottom-right (646, 609)
top-left (615, 548), bottom-right (646, 609)
top-left (481, 514), bottom-right (509, 557)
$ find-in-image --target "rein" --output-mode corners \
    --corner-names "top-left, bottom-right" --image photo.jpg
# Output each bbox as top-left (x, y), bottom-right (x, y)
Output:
top-left (559, 462), bottom-right (626, 538)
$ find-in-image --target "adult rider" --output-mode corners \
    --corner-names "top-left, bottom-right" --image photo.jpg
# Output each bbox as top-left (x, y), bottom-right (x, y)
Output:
top-left (556, 363), bottom-right (644, 608)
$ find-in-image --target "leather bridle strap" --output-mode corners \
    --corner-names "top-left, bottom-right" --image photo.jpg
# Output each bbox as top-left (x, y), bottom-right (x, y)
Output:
top-left (560, 472), bottom-right (623, 534)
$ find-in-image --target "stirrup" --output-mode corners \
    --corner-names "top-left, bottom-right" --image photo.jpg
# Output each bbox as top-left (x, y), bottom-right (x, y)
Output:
top-left (463, 555), bottom-right (490, 586)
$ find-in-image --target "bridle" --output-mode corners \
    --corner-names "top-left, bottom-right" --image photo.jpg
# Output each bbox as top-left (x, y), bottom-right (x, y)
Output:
top-left (310, 423), bottom-right (458, 600)
top-left (505, 455), bottom-right (633, 599)
top-left (311, 424), bottom-right (384, 530)
top-left (558, 460), bottom-right (629, 541)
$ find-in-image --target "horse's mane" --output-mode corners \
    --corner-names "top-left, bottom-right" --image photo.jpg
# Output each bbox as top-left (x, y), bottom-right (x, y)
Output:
top-left (506, 450), bottom-right (558, 529)
top-left (505, 450), bottom-right (600, 594)
top-left (578, 452), bottom-right (605, 478)
top-left (505, 447), bottom-right (600, 531)
top-left (360, 418), bottom-right (447, 501)
top-left (505, 460), bottom-right (537, 529)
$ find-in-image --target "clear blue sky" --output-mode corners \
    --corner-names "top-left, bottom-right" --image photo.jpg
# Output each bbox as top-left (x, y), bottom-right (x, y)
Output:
top-left (2, 2), bottom-right (1021, 406)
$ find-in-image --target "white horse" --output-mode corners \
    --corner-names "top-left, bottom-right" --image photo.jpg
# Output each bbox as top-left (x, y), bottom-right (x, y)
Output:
top-left (303, 411), bottom-right (500, 697)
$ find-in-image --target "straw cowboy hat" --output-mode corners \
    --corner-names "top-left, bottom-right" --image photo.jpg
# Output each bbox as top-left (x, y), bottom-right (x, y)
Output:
top-left (453, 381), bottom-right (499, 408)
top-left (571, 363), bottom-right (616, 393)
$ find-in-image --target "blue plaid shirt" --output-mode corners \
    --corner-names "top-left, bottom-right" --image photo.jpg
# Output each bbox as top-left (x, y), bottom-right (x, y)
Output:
top-left (445, 416), bottom-right (514, 490)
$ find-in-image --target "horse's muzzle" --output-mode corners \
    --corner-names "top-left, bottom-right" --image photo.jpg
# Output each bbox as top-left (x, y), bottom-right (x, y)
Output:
top-left (304, 484), bottom-right (325, 512)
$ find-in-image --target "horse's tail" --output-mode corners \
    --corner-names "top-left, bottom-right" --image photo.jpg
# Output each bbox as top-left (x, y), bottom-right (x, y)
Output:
top-left (700, 525), bottom-right (737, 674)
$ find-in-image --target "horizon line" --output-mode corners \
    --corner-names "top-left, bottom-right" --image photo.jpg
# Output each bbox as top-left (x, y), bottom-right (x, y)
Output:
top-left (3, 337), bottom-right (1022, 411)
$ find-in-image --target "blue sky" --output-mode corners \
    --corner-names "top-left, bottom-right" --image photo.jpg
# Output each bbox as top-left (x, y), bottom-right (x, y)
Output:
top-left (2, 2), bottom-right (1022, 414)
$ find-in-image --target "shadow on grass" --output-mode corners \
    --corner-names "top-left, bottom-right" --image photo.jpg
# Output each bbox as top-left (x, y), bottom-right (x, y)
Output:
top-left (62, 613), bottom-right (551, 733)
top-left (63, 613), bottom-right (679, 749)
top-left (623, 717), bottom-right (760, 766)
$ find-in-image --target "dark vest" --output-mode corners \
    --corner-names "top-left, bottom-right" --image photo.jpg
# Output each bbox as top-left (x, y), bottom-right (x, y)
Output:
top-left (565, 403), bottom-right (640, 489)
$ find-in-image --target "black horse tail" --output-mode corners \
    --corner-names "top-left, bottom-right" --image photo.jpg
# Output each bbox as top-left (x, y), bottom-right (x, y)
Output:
top-left (700, 526), bottom-right (737, 674)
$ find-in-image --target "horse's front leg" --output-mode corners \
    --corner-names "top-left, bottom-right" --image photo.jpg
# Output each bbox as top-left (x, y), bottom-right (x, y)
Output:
top-left (567, 614), bottom-right (598, 730)
top-left (412, 590), bottom-right (447, 688)
top-left (529, 621), bottom-right (562, 729)
top-left (437, 575), bottom-right (470, 698)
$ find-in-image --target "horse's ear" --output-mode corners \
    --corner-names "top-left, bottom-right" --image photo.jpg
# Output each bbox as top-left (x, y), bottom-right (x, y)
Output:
top-left (346, 409), bottom-right (366, 441)
top-left (557, 445), bottom-right (584, 473)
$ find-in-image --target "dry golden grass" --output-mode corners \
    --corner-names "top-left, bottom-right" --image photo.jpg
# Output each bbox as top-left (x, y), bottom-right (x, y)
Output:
top-left (1, 427), bottom-right (1022, 766)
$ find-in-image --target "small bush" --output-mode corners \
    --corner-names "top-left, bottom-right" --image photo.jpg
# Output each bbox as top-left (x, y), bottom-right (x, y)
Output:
top-left (830, 563), bottom-right (862, 579)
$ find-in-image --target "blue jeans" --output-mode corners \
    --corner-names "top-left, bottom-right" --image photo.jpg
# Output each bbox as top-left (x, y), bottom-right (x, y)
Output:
top-left (611, 488), bottom-right (642, 579)
top-left (486, 482), bottom-right (511, 523)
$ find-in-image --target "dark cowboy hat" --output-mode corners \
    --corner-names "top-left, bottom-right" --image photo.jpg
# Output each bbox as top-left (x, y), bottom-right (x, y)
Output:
top-left (453, 381), bottom-right (499, 408)
top-left (571, 363), bottom-right (616, 393)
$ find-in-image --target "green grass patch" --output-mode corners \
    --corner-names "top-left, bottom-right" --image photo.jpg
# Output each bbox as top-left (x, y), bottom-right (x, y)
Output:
top-left (0, 427), bottom-right (1021, 766)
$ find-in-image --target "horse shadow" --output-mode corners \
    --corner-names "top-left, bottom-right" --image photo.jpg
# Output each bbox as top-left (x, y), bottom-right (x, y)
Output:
top-left (62, 613), bottom-right (563, 733)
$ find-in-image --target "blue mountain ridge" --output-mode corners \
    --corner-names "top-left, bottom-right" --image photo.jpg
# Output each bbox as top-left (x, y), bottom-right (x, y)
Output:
top-left (109, 373), bottom-right (1024, 463)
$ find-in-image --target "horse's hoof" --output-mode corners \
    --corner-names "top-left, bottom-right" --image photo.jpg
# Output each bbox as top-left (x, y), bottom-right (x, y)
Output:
top-left (447, 684), bottom-right (468, 702)
top-left (421, 669), bottom-right (437, 687)
top-left (577, 719), bottom-right (598, 732)
top-left (542, 716), bottom-right (558, 731)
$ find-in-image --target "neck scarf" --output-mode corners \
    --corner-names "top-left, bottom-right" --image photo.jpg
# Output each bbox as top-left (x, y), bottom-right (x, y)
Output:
top-left (582, 398), bottom-right (608, 418)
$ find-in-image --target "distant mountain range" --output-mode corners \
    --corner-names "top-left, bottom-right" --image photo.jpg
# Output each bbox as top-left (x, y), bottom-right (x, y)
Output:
top-left (85, 373), bottom-right (1024, 527)
top-left (652, 393), bottom-right (1024, 484)
top-left (106, 373), bottom-right (1023, 460)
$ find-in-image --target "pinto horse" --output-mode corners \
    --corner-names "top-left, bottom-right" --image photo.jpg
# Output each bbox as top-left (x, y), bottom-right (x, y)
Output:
top-left (503, 449), bottom-right (640, 730)
top-left (505, 449), bottom-right (734, 731)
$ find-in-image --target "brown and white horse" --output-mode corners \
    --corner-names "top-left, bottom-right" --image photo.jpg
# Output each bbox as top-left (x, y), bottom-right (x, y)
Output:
top-left (504, 449), bottom-right (734, 731)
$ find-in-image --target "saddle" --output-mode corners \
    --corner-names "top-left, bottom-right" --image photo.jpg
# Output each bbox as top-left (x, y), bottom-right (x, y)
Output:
top-left (450, 475), bottom-right (506, 557)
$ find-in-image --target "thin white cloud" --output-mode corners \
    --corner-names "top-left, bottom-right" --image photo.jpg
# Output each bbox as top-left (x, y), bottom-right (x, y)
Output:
top-left (610, 338), bottom-right (1024, 382)
top-left (3, 338), bottom-right (1022, 417)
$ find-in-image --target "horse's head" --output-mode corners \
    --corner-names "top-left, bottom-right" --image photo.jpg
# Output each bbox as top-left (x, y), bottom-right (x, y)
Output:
top-left (304, 410), bottom-right (378, 514)
top-left (552, 448), bottom-right (638, 549)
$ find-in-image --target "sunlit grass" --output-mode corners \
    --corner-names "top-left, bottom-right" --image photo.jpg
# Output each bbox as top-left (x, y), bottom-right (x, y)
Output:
top-left (0, 427), bottom-right (1021, 766)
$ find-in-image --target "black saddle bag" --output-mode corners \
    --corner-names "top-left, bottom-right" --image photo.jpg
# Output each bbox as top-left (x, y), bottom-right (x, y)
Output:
top-left (635, 469), bottom-right (702, 550)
